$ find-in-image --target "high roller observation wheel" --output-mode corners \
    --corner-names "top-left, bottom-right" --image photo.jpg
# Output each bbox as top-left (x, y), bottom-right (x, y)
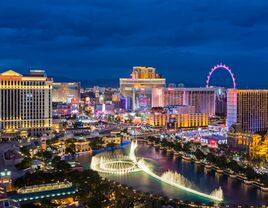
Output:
top-left (205, 63), bottom-right (236, 89)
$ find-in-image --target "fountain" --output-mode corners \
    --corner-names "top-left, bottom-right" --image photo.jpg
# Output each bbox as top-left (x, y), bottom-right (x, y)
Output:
top-left (91, 140), bottom-right (224, 202)
top-left (91, 156), bottom-right (140, 174)
top-left (129, 140), bottom-right (138, 163)
top-left (161, 170), bottom-right (193, 188)
top-left (137, 159), bottom-right (223, 202)
top-left (210, 187), bottom-right (223, 200)
top-left (90, 142), bottom-right (140, 174)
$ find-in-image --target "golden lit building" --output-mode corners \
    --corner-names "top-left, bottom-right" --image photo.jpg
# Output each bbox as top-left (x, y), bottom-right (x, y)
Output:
top-left (112, 92), bottom-right (120, 102)
top-left (148, 113), bottom-right (167, 127)
top-left (74, 140), bottom-right (91, 152)
top-left (227, 89), bottom-right (268, 133)
top-left (130, 66), bottom-right (161, 79)
top-left (251, 136), bottom-right (268, 160)
top-left (227, 131), bottom-right (257, 153)
top-left (0, 70), bottom-right (53, 137)
top-left (120, 66), bottom-right (166, 110)
top-left (176, 113), bottom-right (208, 128)
top-left (228, 131), bottom-right (268, 160)
top-left (102, 137), bottom-right (122, 146)
top-left (147, 112), bottom-right (208, 129)
top-left (250, 135), bottom-right (268, 160)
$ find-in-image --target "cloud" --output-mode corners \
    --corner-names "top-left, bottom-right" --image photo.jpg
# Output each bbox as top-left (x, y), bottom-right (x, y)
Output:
top-left (0, 0), bottom-right (268, 87)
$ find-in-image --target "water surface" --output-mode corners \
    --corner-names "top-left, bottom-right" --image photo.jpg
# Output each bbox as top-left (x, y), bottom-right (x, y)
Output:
top-left (75, 143), bottom-right (268, 205)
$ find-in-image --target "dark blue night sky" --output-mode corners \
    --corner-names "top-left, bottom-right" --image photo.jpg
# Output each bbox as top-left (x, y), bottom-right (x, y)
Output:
top-left (0, 0), bottom-right (268, 87)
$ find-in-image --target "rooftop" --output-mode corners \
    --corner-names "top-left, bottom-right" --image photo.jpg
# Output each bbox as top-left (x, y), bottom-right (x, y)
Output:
top-left (9, 182), bottom-right (77, 203)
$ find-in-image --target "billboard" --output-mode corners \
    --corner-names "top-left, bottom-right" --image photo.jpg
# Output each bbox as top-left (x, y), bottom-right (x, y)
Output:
top-left (135, 91), bottom-right (152, 110)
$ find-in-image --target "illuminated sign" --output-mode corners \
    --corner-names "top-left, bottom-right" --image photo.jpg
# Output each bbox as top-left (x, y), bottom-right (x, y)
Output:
top-left (200, 137), bottom-right (227, 145)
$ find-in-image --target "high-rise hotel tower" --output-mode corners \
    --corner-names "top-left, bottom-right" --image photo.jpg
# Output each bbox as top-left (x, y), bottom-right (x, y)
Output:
top-left (0, 70), bottom-right (53, 137)
top-left (120, 66), bottom-right (166, 110)
top-left (152, 87), bottom-right (216, 115)
top-left (227, 89), bottom-right (268, 133)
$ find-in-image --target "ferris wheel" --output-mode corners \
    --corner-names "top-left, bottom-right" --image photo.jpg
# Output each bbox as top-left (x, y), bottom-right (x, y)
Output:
top-left (206, 63), bottom-right (236, 89)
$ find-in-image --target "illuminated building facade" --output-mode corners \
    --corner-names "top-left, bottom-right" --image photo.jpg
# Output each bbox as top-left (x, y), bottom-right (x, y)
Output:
top-left (74, 140), bottom-right (91, 152)
top-left (120, 66), bottom-right (166, 111)
top-left (176, 113), bottom-right (208, 128)
top-left (0, 70), bottom-right (52, 137)
top-left (10, 181), bottom-right (77, 203)
top-left (165, 105), bottom-right (195, 114)
top-left (130, 66), bottom-right (162, 79)
top-left (148, 113), bottom-right (208, 128)
top-left (89, 86), bottom-right (120, 107)
top-left (102, 137), bottom-right (122, 146)
top-left (152, 88), bottom-right (216, 115)
top-left (0, 169), bottom-right (12, 192)
top-left (199, 136), bottom-right (227, 148)
top-left (148, 114), bottom-right (167, 127)
top-left (147, 107), bottom-right (208, 128)
top-left (120, 96), bottom-right (132, 111)
top-left (184, 88), bottom-right (216, 115)
top-left (227, 89), bottom-right (268, 133)
top-left (249, 134), bottom-right (268, 160)
top-left (215, 87), bottom-right (227, 116)
top-left (52, 82), bottom-right (80, 103)
top-left (112, 92), bottom-right (121, 109)
top-left (228, 131), bottom-right (268, 159)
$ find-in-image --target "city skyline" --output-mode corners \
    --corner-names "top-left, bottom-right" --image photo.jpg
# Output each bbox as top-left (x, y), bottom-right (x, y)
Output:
top-left (1, 1), bottom-right (268, 88)
top-left (0, 1), bottom-right (268, 207)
